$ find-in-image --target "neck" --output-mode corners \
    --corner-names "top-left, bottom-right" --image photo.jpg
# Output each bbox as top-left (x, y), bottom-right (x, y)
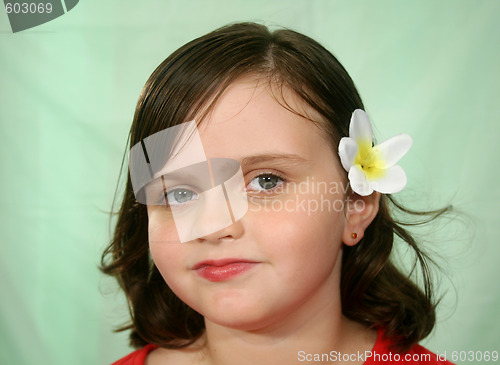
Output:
top-left (202, 304), bottom-right (341, 365)
top-left (200, 314), bottom-right (374, 365)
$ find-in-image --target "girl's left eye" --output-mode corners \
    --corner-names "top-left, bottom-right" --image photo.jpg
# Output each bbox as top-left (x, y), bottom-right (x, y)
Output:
top-left (247, 174), bottom-right (284, 192)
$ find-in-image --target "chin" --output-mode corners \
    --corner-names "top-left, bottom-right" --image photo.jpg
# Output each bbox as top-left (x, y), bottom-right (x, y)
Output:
top-left (202, 302), bottom-right (290, 332)
top-left (207, 315), bottom-right (275, 332)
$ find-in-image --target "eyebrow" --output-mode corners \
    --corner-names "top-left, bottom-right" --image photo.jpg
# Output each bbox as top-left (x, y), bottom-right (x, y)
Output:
top-left (239, 153), bottom-right (308, 170)
top-left (153, 153), bottom-right (307, 182)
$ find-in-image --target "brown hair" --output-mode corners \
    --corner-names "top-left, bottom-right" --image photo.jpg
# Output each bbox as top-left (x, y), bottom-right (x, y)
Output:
top-left (101, 22), bottom-right (449, 351)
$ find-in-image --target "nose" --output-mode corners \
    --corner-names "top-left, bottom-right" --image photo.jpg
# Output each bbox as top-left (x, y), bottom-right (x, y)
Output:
top-left (175, 183), bottom-right (246, 243)
top-left (169, 157), bottom-right (248, 243)
top-left (197, 218), bottom-right (244, 243)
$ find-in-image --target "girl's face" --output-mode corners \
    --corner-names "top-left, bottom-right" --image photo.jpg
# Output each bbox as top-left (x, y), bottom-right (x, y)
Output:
top-left (147, 77), bottom-right (350, 331)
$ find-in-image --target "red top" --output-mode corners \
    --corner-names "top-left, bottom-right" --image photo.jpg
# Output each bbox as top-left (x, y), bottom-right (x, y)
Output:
top-left (112, 343), bottom-right (158, 365)
top-left (111, 329), bottom-right (454, 365)
top-left (363, 329), bottom-right (454, 365)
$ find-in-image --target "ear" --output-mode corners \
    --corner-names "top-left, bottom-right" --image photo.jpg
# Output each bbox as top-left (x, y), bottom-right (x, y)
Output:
top-left (342, 192), bottom-right (380, 246)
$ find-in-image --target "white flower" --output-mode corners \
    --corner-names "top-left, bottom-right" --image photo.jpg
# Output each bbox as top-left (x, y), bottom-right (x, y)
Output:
top-left (338, 109), bottom-right (412, 196)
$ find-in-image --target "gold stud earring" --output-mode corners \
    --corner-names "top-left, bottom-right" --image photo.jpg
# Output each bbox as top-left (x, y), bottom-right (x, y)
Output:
top-left (351, 233), bottom-right (358, 239)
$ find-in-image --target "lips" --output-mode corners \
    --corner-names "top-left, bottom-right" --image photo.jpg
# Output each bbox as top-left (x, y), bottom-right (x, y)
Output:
top-left (193, 259), bottom-right (259, 282)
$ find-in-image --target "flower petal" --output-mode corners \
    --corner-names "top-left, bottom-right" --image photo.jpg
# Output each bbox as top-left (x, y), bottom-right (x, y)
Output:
top-left (372, 134), bottom-right (412, 168)
top-left (369, 165), bottom-right (407, 194)
top-left (338, 137), bottom-right (358, 171)
top-left (348, 165), bottom-right (373, 196)
top-left (349, 109), bottom-right (373, 143)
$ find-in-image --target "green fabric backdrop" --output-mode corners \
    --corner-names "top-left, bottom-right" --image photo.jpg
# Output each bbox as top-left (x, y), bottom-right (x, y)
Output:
top-left (1, 1), bottom-right (499, 364)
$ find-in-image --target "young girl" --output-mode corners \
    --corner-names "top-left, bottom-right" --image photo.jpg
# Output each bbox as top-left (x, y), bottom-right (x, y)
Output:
top-left (102, 22), bottom-right (454, 365)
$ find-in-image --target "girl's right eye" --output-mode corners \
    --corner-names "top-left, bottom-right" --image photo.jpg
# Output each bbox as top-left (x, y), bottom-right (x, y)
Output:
top-left (164, 188), bottom-right (199, 206)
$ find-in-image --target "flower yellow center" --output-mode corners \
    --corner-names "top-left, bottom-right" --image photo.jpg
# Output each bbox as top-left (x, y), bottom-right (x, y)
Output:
top-left (354, 140), bottom-right (386, 180)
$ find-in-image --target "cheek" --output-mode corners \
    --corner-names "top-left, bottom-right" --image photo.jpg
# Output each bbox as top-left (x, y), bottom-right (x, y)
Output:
top-left (249, 191), bottom-right (346, 238)
top-left (148, 235), bottom-right (182, 279)
top-left (147, 207), bottom-right (181, 244)
top-left (245, 205), bottom-right (345, 309)
top-left (148, 237), bottom-right (195, 307)
top-left (147, 208), bottom-right (186, 286)
top-left (249, 199), bottom-right (345, 264)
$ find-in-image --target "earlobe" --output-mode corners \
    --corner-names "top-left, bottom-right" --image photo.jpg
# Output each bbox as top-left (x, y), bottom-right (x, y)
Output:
top-left (342, 192), bottom-right (380, 246)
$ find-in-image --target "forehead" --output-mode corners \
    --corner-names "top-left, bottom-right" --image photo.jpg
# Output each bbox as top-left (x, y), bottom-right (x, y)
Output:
top-left (197, 77), bottom-right (331, 161)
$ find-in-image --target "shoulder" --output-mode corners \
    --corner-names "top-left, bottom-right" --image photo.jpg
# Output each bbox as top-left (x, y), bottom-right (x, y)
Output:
top-left (363, 328), bottom-right (455, 365)
top-left (111, 344), bottom-right (158, 365)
